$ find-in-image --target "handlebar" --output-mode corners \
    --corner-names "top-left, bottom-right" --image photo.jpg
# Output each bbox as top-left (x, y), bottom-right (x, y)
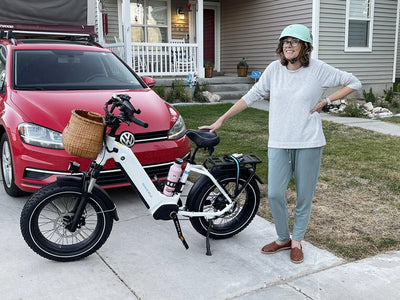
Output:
top-left (105, 94), bottom-right (148, 128)
top-left (129, 114), bottom-right (148, 128)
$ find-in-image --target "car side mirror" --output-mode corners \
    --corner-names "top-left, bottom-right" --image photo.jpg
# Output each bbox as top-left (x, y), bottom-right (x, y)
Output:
top-left (142, 76), bottom-right (156, 87)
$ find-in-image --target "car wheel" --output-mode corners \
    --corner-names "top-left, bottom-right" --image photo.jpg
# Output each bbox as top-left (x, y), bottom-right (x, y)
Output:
top-left (1, 134), bottom-right (28, 197)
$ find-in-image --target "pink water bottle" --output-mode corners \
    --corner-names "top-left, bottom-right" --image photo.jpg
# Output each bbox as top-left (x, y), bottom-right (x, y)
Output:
top-left (163, 158), bottom-right (183, 196)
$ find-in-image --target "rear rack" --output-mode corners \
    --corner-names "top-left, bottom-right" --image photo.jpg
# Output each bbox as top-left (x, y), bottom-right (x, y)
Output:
top-left (204, 154), bottom-right (262, 170)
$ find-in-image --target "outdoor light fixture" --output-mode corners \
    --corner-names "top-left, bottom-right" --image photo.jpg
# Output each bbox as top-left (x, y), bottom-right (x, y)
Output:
top-left (177, 8), bottom-right (185, 20)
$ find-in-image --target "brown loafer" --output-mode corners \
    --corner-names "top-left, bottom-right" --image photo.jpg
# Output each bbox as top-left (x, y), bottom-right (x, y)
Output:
top-left (261, 239), bottom-right (291, 254)
top-left (290, 246), bottom-right (304, 264)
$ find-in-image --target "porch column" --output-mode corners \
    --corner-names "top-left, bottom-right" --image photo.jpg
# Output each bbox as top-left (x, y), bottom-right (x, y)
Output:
top-left (96, 0), bottom-right (104, 44)
top-left (196, 0), bottom-right (204, 78)
top-left (122, 0), bottom-right (132, 67)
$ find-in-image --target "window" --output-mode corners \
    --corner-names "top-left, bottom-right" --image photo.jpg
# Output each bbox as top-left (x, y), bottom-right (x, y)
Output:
top-left (0, 45), bottom-right (6, 93)
top-left (345, 0), bottom-right (374, 51)
top-left (130, 0), bottom-right (169, 43)
top-left (0, 44), bottom-right (6, 73)
top-left (13, 50), bottom-right (142, 91)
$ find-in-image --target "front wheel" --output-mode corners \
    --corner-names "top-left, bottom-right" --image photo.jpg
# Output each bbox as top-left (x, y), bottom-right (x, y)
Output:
top-left (186, 172), bottom-right (260, 239)
top-left (20, 183), bottom-right (114, 261)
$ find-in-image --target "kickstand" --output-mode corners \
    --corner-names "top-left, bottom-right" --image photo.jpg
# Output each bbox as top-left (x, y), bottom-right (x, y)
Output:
top-left (171, 212), bottom-right (189, 250)
top-left (206, 219), bottom-right (213, 256)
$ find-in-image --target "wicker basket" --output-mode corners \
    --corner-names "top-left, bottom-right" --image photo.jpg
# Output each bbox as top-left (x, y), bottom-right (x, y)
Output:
top-left (62, 110), bottom-right (106, 159)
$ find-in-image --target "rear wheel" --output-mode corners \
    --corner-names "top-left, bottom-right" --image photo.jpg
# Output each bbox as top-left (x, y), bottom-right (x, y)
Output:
top-left (0, 134), bottom-right (27, 197)
top-left (20, 183), bottom-right (114, 261)
top-left (187, 172), bottom-right (260, 239)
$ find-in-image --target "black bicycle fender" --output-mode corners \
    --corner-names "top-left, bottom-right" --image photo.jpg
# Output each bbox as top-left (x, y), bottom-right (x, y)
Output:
top-left (55, 176), bottom-right (119, 221)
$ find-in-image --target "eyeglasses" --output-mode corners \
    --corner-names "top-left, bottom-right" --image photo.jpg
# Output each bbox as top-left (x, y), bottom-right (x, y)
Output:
top-left (281, 38), bottom-right (300, 47)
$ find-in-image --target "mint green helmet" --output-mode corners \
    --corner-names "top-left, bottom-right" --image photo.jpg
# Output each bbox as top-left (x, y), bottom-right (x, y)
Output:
top-left (279, 24), bottom-right (313, 44)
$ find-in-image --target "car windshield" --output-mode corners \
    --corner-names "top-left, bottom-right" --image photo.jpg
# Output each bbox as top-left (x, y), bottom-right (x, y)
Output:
top-left (13, 49), bottom-right (144, 90)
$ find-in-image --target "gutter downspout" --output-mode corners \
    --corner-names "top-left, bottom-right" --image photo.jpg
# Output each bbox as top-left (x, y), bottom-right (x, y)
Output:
top-left (393, 0), bottom-right (400, 83)
top-left (311, 0), bottom-right (320, 60)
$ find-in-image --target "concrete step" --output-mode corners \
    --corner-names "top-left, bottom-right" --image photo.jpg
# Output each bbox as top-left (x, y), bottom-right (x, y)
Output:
top-left (153, 75), bottom-right (253, 101)
top-left (206, 83), bottom-right (252, 93)
top-left (215, 90), bottom-right (248, 101)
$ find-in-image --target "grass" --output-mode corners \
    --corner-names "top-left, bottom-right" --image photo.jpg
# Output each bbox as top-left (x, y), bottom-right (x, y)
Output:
top-left (176, 103), bottom-right (400, 260)
top-left (380, 116), bottom-right (400, 124)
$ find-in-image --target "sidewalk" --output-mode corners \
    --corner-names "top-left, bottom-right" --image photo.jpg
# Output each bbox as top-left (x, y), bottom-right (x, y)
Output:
top-left (249, 99), bottom-right (400, 137)
top-left (1, 184), bottom-right (399, 300)
top-left (1, 101), bottom-right (399, 299)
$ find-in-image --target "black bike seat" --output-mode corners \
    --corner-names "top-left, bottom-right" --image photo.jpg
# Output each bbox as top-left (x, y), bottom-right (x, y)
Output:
top-left (186, 129), bottom-right (220, 148)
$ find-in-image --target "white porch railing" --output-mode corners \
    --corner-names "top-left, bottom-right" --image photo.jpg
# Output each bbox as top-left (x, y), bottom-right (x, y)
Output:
top-left (104, 42), bottom-right (198, 76)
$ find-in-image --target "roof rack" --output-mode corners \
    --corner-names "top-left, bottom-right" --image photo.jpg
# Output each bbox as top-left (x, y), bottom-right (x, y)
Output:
top-left (0, 23), bottom-right (96, 45)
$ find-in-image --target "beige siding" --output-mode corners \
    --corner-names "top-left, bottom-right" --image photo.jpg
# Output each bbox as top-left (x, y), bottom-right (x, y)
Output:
top-left (220, 0), bottom-right (313, 74)
top-left (319, 0), bottom-right (397, 87)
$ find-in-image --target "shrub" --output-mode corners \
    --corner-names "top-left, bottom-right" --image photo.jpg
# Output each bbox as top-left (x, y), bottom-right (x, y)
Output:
top-left (384, 87), bottom-right (394, 103)
top-left (193, 82), bottom-right (208, 102)
top-left (152, 85), bottom-right (166, 99)
top-left (363, 88), bottom-right (377, 103)
top-left (343, 102), bottom-right (365, 117)
top-left (166, 80), bottom-right (189, 103)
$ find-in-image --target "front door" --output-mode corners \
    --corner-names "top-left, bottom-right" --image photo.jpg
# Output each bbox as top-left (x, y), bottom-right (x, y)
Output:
top-left (203, 9), bottom-right (215, 66)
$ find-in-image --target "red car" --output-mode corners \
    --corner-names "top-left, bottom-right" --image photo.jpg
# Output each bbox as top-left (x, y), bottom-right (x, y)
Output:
top-left (0, 32), bottom-right (190, 196)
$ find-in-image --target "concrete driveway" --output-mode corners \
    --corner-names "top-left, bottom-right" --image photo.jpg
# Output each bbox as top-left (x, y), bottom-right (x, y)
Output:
top-left (1, 174), bottom-right (399, 299)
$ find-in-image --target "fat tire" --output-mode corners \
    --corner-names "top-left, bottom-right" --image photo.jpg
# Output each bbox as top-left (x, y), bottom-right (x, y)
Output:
top-left (20, 182), bottom-right (113, 261)
top-left (187, 172), bottom-right (260, 239)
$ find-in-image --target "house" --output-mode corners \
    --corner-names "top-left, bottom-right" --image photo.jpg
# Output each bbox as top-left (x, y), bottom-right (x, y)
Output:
top-left (96, 0), bottom-right (400, 95)
top-left (1, 0), bottom-right (398, 95)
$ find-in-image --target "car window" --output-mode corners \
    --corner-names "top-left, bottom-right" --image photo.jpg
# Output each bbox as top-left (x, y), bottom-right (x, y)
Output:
top-left (0, 44), bottom-right (6, 93)
top-left (13, 49), bottom-right (144, 91)
top-left (0, 44), bottom-right (6, 73)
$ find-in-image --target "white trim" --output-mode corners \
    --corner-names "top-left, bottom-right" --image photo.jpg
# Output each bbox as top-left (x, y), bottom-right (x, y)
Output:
top-left (393, 0), bottom-right (400, 82)
top-left (196, 0), bottom-right (204, 77)
top-left (87, 0), bottom-right (96, 26)
top-left (311, 0), bottom-right (320, 59)
top-left (117, 0), bottom-right (123, 41)
top-left (122, 0), bottom-right (132, 67)
top-left (204, 2), bottom-right (221, 72)
top-left (345, 0), bottom-right (374, 53)
top-left (96, 0), bottom-right (104, 44)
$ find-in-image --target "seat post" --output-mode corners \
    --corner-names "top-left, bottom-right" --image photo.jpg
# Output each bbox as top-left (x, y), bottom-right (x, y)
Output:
top-left (188, 146), bottom-right (200, 164)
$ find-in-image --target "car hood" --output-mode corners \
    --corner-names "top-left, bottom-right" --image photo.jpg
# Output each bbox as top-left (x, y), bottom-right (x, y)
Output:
top-left (10, 89), bottom-right (173, 133)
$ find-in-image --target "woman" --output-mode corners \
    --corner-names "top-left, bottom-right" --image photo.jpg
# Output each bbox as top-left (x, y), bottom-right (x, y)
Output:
top-left (200, 24), bottom-right (361, 263)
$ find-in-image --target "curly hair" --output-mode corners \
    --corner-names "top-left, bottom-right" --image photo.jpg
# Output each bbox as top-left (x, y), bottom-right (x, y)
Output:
top-left (275, 40), bottom-right (313, 67)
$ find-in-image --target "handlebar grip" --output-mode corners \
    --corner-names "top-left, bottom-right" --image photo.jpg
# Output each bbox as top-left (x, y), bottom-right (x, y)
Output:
top-left (131, 116), bottom-right (148, 128)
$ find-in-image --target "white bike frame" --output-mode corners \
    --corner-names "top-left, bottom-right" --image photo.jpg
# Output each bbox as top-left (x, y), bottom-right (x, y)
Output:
top-left (91, 135), bottom-right (236, 220)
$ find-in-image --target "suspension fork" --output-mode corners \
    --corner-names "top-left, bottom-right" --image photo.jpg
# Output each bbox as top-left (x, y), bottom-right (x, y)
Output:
top-left (66, 162), bottom-right (102, 232)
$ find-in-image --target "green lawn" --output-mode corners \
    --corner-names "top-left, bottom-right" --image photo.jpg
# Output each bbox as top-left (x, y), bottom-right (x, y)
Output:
top-left (380, 116), bottom-right (400, 124)
top-left (176, 103), bottom-right (400, 260)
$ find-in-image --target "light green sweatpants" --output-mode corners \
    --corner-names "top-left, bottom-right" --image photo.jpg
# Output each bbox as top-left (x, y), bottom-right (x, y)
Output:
top-left (267, 147), bottom-right (323, 242)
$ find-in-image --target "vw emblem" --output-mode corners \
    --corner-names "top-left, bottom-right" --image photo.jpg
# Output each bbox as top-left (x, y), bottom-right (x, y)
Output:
top-left (119, 131), bottom-right (135, 147)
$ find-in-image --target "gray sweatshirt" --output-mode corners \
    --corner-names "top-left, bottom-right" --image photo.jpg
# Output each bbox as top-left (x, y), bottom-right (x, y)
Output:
top-left (242, 58), bottom-right (362, 149)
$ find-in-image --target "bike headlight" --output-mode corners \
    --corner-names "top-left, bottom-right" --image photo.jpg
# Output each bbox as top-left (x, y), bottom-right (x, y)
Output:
top-left (168, 115), bottom-right (186, 140)
top-left (18, 123), bottom-right (64, 149)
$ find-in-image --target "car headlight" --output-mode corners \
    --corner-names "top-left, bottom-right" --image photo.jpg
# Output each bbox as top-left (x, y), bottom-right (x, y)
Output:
top-left (18, 123), bottom-right (64, 149)
top-left (168, 115), bottom-right (186, 140)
